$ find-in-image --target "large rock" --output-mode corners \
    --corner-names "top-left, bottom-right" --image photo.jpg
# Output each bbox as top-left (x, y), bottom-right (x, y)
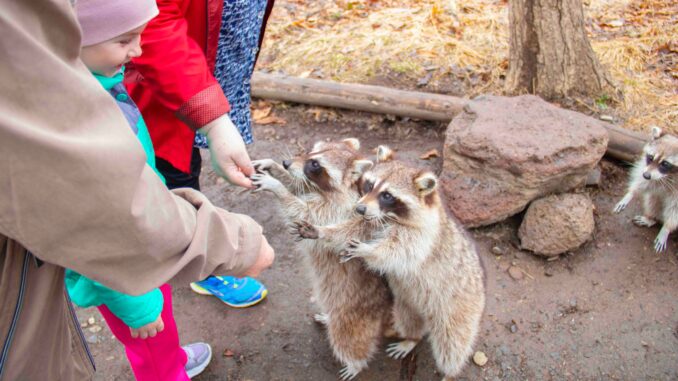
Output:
top-left (441, 95), bottom-right (608, 227)
top-left (518, 193), bottom-right (595, 257)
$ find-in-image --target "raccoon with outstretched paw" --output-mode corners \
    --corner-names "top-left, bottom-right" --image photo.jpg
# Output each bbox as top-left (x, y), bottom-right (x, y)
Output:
top-left (292, 146), bottom-right (486, 381)
top-left (252, 139), bottom-right (393, 380)
top-left (614, 126), bottom-right (678, 252)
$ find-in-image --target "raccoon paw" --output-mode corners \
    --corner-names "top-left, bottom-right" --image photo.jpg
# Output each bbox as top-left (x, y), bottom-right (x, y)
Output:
top-left (341, 239), bottom-right (368, 263)
top-left (252, 159), bottom-right (276, 174)
top-left (386, 340), bottom-right (418, 360)
top-left (290, 220), bottom-right (319, 240)
top-left (613, 200), bottom-right (629, 213)
top-left (338, 250), bottom-right (357, 264)
top-left (313, 313), bottom-right (329, 325)
top-left (338, 361), bottom-right (366, 381)
top-left (654, 233), bottom-right (668, 252)
top-left (251, 172), bottom-right (283, 193)
top-left (633, 215), bottom-right (656, 227)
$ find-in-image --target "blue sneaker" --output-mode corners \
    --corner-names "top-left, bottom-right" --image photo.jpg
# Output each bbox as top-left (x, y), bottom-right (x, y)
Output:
top-left (190, 276), bottom-right (268, 308)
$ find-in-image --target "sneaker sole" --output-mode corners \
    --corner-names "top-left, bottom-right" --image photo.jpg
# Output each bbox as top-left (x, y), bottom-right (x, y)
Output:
top-left (189, 282), bottom-right (268, 308)
top-left (186, 343), bottom-right (212, 379)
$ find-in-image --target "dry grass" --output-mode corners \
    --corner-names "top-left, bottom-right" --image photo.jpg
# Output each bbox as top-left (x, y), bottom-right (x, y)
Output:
top-left (259, 0), bottom-right (677, 133)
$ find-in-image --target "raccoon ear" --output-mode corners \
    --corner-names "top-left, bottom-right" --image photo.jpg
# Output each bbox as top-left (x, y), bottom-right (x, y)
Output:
top-left (350, 159), bottom-right (373, 181)
top-left (342, 138), bottom-right (361, 151)
top-left (312, 141), bottom-right (327, 152)
top-left (651, 126), bottom-right (664, 140)
top-left (414, 172), bottom-right (438, 196)
top-left (376, 145), bottom-right (395, 163)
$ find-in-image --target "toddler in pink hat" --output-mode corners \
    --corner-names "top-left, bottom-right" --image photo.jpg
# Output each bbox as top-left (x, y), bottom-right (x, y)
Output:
top-left (68, 0), bottom-right (213, 379)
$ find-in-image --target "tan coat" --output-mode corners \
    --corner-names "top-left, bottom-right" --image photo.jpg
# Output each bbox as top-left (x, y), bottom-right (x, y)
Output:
top-left (0, 1), bottom-right (264, 379)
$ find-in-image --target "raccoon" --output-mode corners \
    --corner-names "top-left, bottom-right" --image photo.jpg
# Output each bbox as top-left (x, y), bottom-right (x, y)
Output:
top-left (614, 126), bottom-right (678, 252)
top-left (292, 146), bottom-right (486, 380)
top-left (251, 139), bottom-right (393, 380)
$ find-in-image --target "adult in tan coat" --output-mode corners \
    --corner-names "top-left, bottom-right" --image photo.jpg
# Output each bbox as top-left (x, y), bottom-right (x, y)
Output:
top-left (0, 1), bottom-right (273, 379)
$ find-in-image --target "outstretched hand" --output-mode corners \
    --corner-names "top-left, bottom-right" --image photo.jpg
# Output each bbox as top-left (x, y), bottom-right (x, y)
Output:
top-left (198, 115), bottom-right (254, 188)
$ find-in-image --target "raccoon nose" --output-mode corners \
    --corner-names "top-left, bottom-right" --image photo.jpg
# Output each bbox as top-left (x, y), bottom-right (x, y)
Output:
top-left (282, 160), bottom-right (292, 169)
top-left (643, 172), bottom-right (652, 180)
top-left (355, 205), bottom-right (367, 215)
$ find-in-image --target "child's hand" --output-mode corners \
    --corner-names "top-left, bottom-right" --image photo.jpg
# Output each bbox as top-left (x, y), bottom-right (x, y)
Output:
top-left (130, 316), bottom-right (164, 339)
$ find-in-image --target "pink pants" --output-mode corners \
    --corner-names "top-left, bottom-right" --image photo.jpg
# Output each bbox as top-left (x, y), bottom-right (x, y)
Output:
top-left (98, 284), bottom-right (189, 381)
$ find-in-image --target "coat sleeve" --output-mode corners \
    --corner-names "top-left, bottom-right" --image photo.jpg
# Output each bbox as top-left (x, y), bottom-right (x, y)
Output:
top-left (129, 0), bottom-right (230, 130)
top-left (65, 270), bottom-right (164, 329)
top-left (0, 0), bottom-right (263, 296)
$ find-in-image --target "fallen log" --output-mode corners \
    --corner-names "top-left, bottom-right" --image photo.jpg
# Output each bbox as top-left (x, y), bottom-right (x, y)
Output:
top-left (251, 72), bottom-right (646, 162)
top-left (251, 72), bottom-right (466, 122)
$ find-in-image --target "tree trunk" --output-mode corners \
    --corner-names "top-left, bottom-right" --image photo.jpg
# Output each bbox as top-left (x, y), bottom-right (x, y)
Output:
top-left (506, 0), bottom-right (616, 99)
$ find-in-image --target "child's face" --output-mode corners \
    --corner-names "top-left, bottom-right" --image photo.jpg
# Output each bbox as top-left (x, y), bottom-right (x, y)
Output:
top-left (80, 23), bottom-right (147, 77)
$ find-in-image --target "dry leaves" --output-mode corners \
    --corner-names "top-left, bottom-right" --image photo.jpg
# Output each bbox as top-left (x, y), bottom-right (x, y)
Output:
top-left (252, 102), bottom-right (287, 125)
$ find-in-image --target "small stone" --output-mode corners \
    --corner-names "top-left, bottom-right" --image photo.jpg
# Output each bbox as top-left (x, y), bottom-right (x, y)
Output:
top-left (569, 299), bottom-right (578, 308)
top-left (88, 325), bottom-right (102, 333)
top-left (519, 194), bottom-right (595, 257)
top-left (586, 167), bottom-right (602, 186)
top-left (87, 317), bottom-right (96, 325)
top-left (491, 246), bottom-right (505, 256)
top-left (80, 321), bottom-right (88, 328)
top-left (544, 268), bottom-right (554, 277)
top-left (508, 266), bottom-right (524, 280)
top-left (105, 356), bottom-right (115, 361)
top-left (600, 115), bottom-right (614, 122)
top-left (216, 177), bottom-right (225, 185)
top-left (473, 351), bottom-right (488, 366)
top-left (509, 320), bottom-right (518, 333)
top-left (86, 335), bottom-right (98, 344)
top-left (417, 72), bottom-right (433, 87)
top-left (223, 349), bottom-right (235, 357)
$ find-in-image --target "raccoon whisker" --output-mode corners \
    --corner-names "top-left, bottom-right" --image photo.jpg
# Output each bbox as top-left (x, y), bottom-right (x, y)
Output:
top-left (661, 177), bottom-right (678, 193)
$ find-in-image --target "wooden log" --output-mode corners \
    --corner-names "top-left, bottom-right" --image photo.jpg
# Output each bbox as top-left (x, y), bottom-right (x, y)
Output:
top-left (604, 124), bottom-right (646, 163)
top-left (251, 72), bottom-right (645, 161)
top-left (251, 72), bottom-right (466, 122)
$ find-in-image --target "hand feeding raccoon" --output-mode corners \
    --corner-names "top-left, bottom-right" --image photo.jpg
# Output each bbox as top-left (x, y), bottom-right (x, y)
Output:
top-left (293, 146), bottom-right (486, 380)
top-left (614, 126), bottom-right (678, 252)
top-left (251, 139), bottom-right (393, 380)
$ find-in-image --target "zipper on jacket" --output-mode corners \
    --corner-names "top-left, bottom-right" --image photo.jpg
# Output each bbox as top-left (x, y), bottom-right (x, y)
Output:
top-left (0, 253), bottom-right (30, 379)
top-left (65, 289), bottom-right (96, 372)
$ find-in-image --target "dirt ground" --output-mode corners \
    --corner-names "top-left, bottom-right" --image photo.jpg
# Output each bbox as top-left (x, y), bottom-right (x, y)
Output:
top-left (81, 105), bottom-right (678, 381)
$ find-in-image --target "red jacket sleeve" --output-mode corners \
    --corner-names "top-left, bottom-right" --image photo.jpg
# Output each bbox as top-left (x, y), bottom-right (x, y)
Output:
top-left (130, 0), bottom-right (230, 130)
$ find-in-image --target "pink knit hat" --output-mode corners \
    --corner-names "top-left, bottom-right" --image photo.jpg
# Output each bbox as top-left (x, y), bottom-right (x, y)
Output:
top-left (75, 0), bottom-right (159, 46)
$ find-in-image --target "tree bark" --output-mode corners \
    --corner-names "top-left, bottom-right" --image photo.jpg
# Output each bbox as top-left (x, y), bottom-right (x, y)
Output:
top-left (506, 0), bottom-right (616, 99)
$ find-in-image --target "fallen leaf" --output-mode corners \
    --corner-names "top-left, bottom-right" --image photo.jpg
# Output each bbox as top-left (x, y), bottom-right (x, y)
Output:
top-left (419, 149), bottom-right (440, 160)
top-left (252, 106), bottom-right (272, 122)
top-left (256, 115), bottom-right (287, 125)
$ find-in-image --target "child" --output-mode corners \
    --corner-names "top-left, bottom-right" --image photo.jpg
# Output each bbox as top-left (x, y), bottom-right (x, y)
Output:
top-left (66, 0), bottom-right (211, 379)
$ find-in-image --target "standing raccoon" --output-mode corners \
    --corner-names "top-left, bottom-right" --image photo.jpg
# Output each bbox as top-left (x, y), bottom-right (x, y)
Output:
top-left (614, 126), bottom-right (678, 252)
top-left (293, 146), bottom-right (485, 380)
top-left (251, 139), bottom-right (393, 380)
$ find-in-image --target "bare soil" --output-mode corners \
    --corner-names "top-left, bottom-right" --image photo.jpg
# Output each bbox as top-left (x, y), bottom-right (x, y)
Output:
top-left (82, 104), bottom-right (678, 381)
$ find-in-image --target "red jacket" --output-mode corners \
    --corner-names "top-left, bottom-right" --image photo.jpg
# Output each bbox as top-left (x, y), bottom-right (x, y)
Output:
top-left (126, 0), bottom-right (274, 173)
